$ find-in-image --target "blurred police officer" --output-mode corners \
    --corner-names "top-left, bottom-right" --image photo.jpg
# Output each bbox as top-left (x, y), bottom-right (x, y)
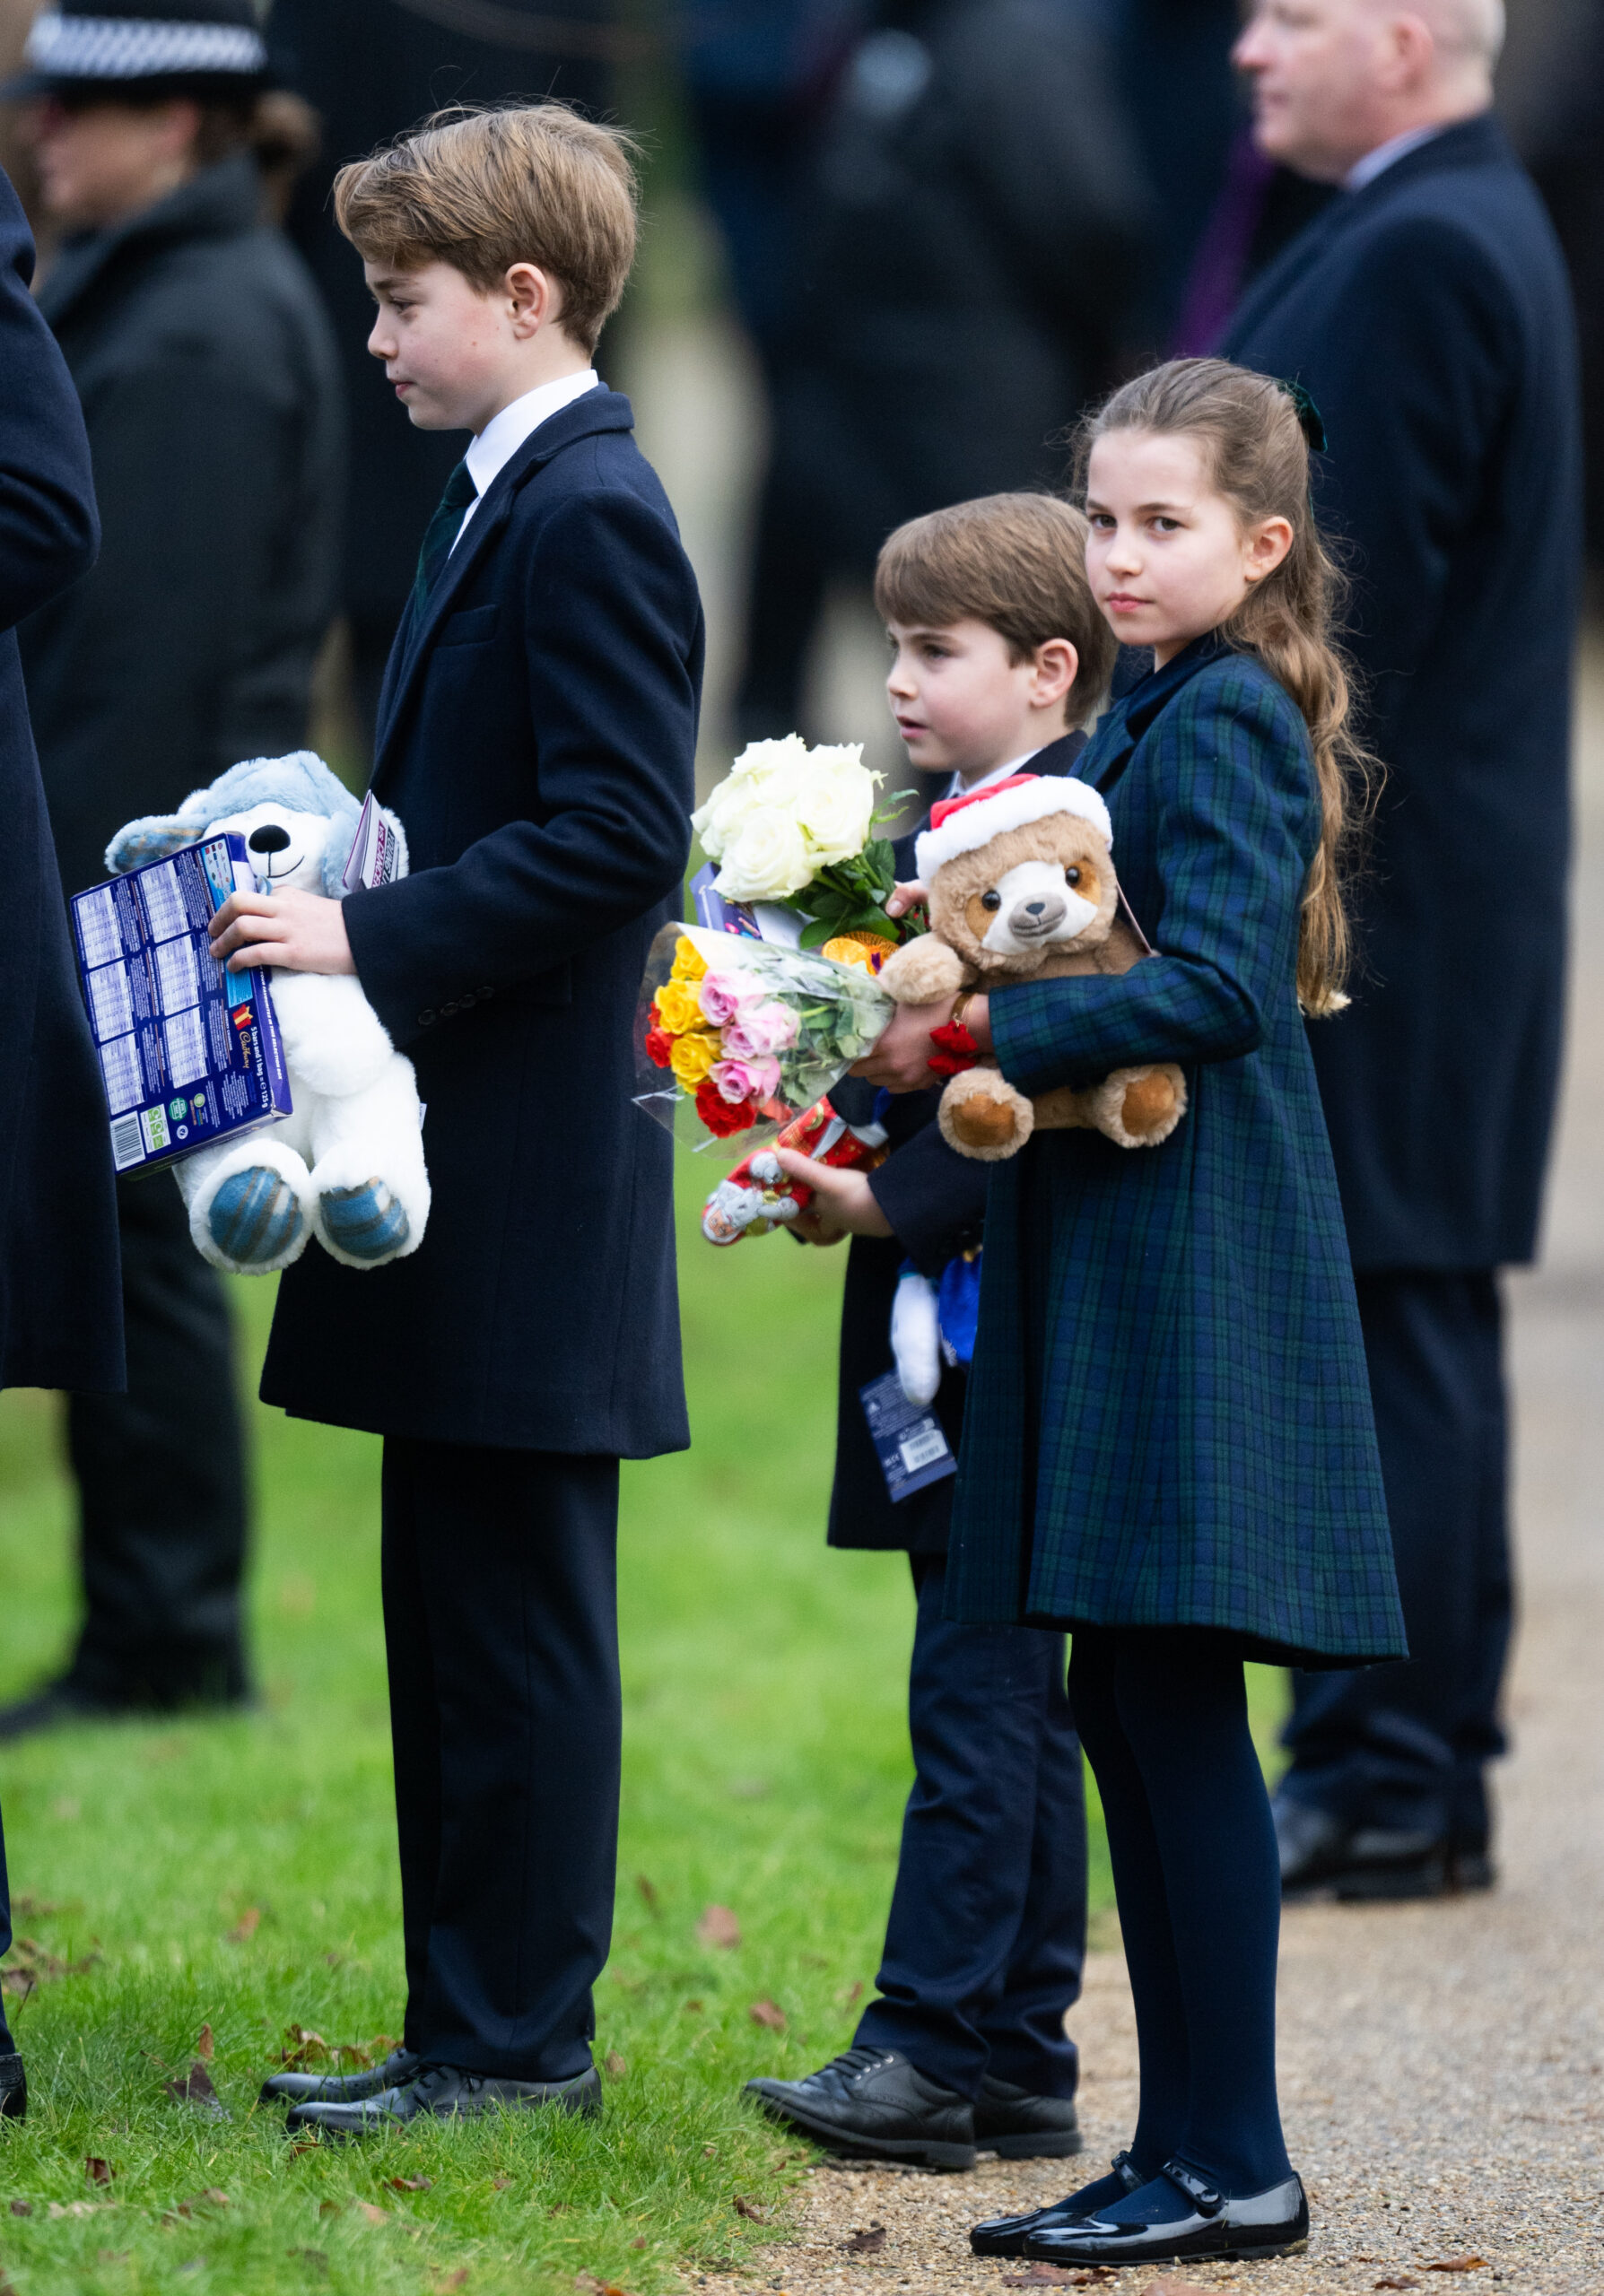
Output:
top-left (0, 0), bottom-right (343, 1737)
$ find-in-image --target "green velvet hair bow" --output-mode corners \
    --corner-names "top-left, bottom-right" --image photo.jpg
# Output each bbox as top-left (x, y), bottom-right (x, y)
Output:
top-left (1277, 378), bottom-right (1329, 456)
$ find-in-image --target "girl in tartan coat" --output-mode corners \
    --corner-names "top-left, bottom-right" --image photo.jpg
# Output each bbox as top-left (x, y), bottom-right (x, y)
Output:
top-left (859, 361), bottom-right (1405, 2271)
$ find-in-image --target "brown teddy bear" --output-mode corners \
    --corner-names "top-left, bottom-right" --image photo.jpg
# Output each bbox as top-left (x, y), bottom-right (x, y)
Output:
top-left (878, 774), bottom-right (1187, 1160)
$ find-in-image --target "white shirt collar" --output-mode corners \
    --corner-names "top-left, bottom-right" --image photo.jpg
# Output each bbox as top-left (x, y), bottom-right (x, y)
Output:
top-left (943, 749), bottom-right (1040, 804)
top-left (1344, 123), bottom-right (1444, 195)
top-left (452, 369), bottom-right (599, 545)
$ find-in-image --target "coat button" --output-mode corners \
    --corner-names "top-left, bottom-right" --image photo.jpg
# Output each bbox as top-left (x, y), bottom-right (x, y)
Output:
top-left (441, 1000), bottom-right (458, 1017)
top-left (479, 986), bottom-right (493, 997)
top-left (417, 1009), bottom-right (436, 1027)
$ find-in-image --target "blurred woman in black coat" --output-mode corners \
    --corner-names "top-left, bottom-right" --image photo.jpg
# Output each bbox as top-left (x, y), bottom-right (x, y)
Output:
top-left (0, 160), bottom-right (123, 2122)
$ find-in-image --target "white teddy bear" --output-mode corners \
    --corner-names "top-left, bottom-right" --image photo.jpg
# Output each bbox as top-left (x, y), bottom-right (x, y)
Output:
top-left (108, 752), bottom-right (430, 1277)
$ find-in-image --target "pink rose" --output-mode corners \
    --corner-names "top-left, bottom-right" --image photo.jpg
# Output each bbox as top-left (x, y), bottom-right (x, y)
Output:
top-left (723, 1000), bottom-right (798, 1057)
top-left (698, 970), bottom-right (762, 1027)
top-left (711, 1056), bottom-right (781, 1105)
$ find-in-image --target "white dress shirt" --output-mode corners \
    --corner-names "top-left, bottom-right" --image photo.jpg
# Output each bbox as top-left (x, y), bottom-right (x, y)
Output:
top-left (943, 749), bottom-right (1040, 804)
top-left (450, 368), bottom-right (599, 550)
top-left (1344, 123), bottom-right (1445, 195)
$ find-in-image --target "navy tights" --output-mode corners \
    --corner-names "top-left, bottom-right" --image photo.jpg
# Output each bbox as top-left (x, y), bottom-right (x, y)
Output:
top-left (1068, 1627), bottom-right (1292, 2201)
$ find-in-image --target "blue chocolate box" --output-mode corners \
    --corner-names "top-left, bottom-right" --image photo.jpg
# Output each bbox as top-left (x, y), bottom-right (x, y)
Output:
top-left (71, 832), bottom-right (292, 1177)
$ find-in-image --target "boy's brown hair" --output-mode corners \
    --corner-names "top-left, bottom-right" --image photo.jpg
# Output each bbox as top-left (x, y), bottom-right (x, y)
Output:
top-left (874, 492), bottom-right (1117, 722)
top-left (333, 103), bottom-right (639, 356)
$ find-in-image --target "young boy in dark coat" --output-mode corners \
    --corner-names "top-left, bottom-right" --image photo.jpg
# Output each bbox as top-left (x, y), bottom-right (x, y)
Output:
top-left (745, 495), bottom-right (1113, 2169)
top-left (207, 105), bottom-right (704, 2132)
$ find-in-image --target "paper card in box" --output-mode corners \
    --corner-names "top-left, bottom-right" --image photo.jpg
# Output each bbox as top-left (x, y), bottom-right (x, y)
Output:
top-left (71, 832), bottom-right (292, 1177)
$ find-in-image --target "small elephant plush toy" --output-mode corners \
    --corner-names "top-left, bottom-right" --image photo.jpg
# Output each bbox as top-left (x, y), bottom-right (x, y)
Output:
top-left (877, 774), bottom-right (1186, 1160)
top-left (108, 752), bottom-right (430, 1275)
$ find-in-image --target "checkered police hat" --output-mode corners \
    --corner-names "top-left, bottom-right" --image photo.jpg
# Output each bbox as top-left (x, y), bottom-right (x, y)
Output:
top-left (1, 1), bottom-right (269, 101)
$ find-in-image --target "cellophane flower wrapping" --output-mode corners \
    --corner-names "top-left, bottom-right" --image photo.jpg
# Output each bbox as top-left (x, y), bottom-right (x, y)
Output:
top-left (633, 923), bottom-right (894, 1153)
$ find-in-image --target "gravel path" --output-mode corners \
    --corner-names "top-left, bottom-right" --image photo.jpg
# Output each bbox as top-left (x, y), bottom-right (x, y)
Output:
top-left (718, 647), bottom-right (1604, 2294)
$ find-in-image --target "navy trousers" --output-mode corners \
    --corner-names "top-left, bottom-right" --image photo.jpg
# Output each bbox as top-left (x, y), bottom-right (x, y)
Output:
top-left (0, 1799), bottom-right (13, 2052)
top-left (380, 1438), bottom-right (621, 2081)
top-left (854, 1552), bottom-right (1086, 2100)
top-left (1280, 1270), bottom-right (1512, 1849)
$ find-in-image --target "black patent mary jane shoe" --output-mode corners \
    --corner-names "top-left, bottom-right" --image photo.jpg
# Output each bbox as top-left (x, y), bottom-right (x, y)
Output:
top-left (1023, 2159), bottom-right (1309, 2267)
top-left (970, 2152), bottom-right (1143, 2257)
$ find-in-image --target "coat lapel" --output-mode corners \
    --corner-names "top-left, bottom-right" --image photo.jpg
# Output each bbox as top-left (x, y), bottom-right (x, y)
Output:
top-left (370, 388), bottom-right (639, 787)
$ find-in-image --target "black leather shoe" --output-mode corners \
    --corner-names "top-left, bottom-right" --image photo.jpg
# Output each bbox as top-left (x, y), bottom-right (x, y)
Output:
top-left (971, 2152), bottom-right (1142, 2255)
top-left (260, 2047), bottom-right (421, 2108)
top-left (0, 2052), bottom-right (25, 2121)
top-left (285, 2060), bottom-right (601, 2139)
top-left (1024, 2160), bottom-right (1309, 2267)
top-left (973, 2075), bottom-right (1081, 2160)
top-left (1275, 1795), bottom-right (1449, 1900)
top-left (745, 2047), bottom-right (975, 2170)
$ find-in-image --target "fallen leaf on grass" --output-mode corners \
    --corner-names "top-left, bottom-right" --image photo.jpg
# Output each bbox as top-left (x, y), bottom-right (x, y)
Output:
top-left (573, 2277), bottom-right (630, 2296)
top-left (606, 2048), bottom-right (629, 2079)
top-left (196, 2024), bottom-right (214, 2060)
top-left (1426, 2266), bottom-right (1489, 2276)
top-left (288, 2143), bottom-right (318, 2158)
top-left (636, 1874), bottom-right (661, 1917)
top-left (9, 2201), bottom-right (31, 2217)
top-left (493, 2177), bottom-right (514, 2191)
top-left (632, 2237), bottom-right (647, 2250)
top-left (49, 2202), bottom-right (113, 2220)
top-left (432, 2274), bottom-right (470, 2293)
top-left (318, 2199), bottom-right (343, 2219)
top-left (841, 2223), bottom-right (886, 2254)
top-left (356, 2202), bottom-right (388, 2224)
top-left (85, 2158), bottom-right (114, 2187)
top-left (225, 1907), bottom-right (262, 1944)
top-left (697, 1905), bottom-right (741, 1951)
top-left (1, 1936), bottom-right (100, 1999)
top-left (387, 2176), bottom-right (433, 2192)
top-left (835, 1981), bottom-right (864, 2009)
top-left (683, 1999), bottom-right (703, 2014)
top-left (733, 2196), bottom-right (770, 2222)
top-left (163, 2061), bottom-right (229, 2119)
top-left (748, 1999), bottom-right (786, 2032)
top-left (170, 2189), bottom-right (231, 2219)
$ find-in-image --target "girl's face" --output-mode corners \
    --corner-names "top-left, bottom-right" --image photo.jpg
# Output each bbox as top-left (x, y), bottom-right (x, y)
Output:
top-left (1085, 429), bottom-right (1294, 667)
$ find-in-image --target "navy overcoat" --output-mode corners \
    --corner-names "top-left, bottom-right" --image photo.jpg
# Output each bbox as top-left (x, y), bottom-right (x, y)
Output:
top-left (946, 642), bottom-right (1405, 1666)
top-left (1222, 116), bottom-right (1582, 1270)
top-left (261, 391), bottom-right (703, 1454)
top-left (0, 170), bottom-right (123, 1396)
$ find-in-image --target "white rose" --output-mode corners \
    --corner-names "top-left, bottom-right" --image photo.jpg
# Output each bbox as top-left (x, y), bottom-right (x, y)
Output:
top-left (713, 811), bottom-right (814, 902)
top-left (794, 746), bottom-right (879, 868)
top-left (691, 734), bottom-right (811, 857)
top-left (727, 733), bottom-right (809, 787)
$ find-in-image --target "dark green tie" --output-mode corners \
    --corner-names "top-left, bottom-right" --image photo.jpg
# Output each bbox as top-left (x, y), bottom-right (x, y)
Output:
top-left (412, 459), bottom-right (478, 612)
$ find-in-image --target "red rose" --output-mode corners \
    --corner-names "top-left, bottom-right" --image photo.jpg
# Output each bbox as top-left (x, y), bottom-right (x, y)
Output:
top-left (645, 1024), bottom-right (675, 1068)
top-left (695, 1077), bottom-right (756, 1137)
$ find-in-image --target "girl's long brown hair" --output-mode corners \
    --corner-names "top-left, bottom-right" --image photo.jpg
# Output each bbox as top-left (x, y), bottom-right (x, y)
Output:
top-left (1073, 358), bottom-right (1372, 1016)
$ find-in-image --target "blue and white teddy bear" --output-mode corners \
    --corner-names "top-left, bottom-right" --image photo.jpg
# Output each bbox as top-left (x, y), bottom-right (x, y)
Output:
top-left (108, 752), bottom-right (430, 1277)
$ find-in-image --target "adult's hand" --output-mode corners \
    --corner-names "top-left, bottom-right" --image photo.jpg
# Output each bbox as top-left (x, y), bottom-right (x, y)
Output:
top-left (773, 1150), bottom-right (894, 1244)
top-left (850, 991), bottom-right (993, 1091)
top-left (886, 879), bottom-right (928, 921)
top-left (208, 887), bottom-right (356, 974)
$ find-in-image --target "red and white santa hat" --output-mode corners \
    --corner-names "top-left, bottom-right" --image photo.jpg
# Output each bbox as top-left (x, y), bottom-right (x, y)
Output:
top-left (914, 774), bottom-right (1112, 882)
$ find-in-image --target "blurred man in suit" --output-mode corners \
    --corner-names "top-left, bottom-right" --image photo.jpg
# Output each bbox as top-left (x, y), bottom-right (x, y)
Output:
top-left (1222, 0), bottom-right (1582, 1897)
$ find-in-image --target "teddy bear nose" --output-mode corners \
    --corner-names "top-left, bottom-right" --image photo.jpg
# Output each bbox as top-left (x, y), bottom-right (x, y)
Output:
top-left (1026, 900), bottom-right (1046, 915)
top-left (248, 824), bottom-right (292, 855)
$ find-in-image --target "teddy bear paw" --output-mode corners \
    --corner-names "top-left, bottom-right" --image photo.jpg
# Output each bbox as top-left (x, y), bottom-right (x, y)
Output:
top-left (208, 1166), bottom-right (309, 1267)
top-left (319, 1179), bottom-right (411, 1263)
top-left (938, 1069), bottom-right (1036, 1161)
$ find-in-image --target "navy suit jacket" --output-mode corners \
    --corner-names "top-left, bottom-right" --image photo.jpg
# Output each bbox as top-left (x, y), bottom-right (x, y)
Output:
top-left (0, 170), bottom-right (123, 1396)
top-left (262, 389), bottom-right (705, 1454)
top-left (1222, 116), bottom-right (1582, 1268)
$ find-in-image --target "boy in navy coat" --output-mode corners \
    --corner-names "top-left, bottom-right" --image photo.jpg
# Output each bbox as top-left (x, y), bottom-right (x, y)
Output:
top-left (207, 106), bottom-right (704, 2131)
top-left (745, 497), bottom-right (1111, 2169)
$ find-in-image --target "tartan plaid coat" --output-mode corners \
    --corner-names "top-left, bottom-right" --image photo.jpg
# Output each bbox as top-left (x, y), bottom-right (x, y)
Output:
top-left (946, 638), bottom-right (1407, 1665)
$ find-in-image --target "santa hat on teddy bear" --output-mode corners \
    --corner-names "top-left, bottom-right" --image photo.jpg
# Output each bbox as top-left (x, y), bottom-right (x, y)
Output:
top-left (914, 774), bottom-right (1113, 883)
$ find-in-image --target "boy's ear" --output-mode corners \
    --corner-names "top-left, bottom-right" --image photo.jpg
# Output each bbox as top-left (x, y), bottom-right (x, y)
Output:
top-left (1032, 638), bottom-right (1081, 715)
top-left (505, 261), bottom-right (568, 342)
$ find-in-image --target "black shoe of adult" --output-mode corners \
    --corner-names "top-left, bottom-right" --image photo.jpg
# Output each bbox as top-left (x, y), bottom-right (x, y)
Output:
top-left (259, 2047), bottom-right (422, 2108)
top-left (0, 1682), bottom-right (124, 1743)
top-left (285, 2060), bottom-right (601, 2139)
top-left (1274, 1795), bottom-right (1449, 1900)
top-left (970, 2151), bottom-right (1143, 2256)
top-left (0, 2053), bottom-right (25, 2122)
top-left (1024, 2161), bottom-right (1309, 2267)
top-left (972, 2075), bottom-right (1081, 2161)
top-left (744, 2047), bottom-right (975, 2170)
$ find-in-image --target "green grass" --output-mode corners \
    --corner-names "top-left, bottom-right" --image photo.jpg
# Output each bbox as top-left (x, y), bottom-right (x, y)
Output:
top-left (0, 1162), bottom-right (1285, 2293)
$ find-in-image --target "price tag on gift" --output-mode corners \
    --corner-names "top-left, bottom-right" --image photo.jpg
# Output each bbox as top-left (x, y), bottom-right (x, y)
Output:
top-left (860, 1369), bottom-right (957, 1503)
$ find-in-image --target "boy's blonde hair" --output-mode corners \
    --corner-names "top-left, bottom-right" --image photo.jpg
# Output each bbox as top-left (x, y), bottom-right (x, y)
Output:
top-left (874, 493), bottom-right (1117, 724)
top-left (334, 104), bottom-right (639, 356)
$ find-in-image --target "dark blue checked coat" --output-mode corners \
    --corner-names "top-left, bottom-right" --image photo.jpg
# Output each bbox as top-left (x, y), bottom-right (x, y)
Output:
top-left (946, 639), bottom-right (1405, 1666)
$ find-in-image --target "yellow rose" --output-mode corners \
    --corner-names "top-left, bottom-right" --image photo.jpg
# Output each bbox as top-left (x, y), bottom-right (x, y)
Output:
top-left (655, 979), bottom-right (703, 1034)
top-left (669, 1029), bottom-right (719, 1089)
top-left (670, 935), bottom-right (708, 983)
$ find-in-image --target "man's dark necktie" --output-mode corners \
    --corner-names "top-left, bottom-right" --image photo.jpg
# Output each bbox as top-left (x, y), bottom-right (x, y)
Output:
top-left (412, 459), bottom-right (477, 613)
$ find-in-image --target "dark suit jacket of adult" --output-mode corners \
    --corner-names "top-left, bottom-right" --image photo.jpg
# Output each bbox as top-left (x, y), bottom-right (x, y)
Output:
top-left (0, 170), bottom-right (122, 1395)
top-left (1221, 116), bottom-right (1582, 1269)
top-left (19, 153), bottom-right (344, 901)
top-left (827, 730), bottom-right (1084, 1554)
top-left (262, 389), bottom-right (705, 1457)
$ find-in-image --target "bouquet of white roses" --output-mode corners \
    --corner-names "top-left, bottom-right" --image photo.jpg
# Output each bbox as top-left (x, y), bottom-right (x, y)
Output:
top-left (690, 735), bottom-right (915, 952)
top-left (634, 925), bottom-right (894, 1152)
